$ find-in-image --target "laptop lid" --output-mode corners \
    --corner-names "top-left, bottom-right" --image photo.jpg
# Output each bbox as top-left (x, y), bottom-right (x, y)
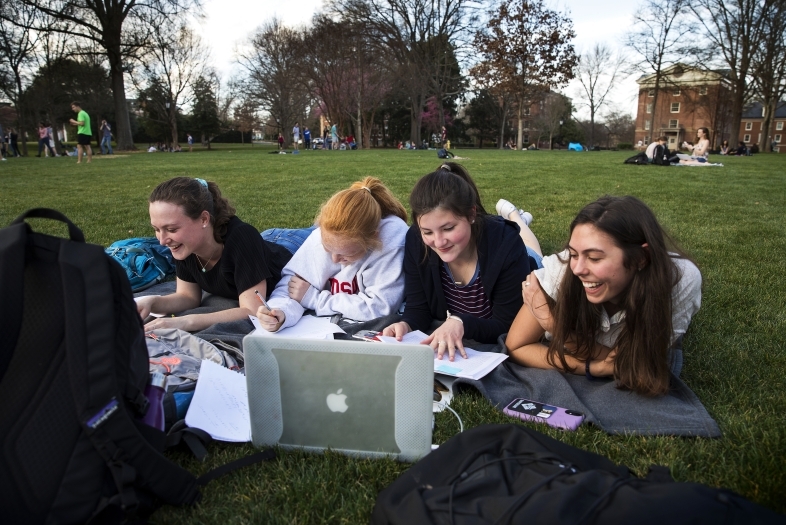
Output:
top-left (243, 335), bottom-right (434, 462)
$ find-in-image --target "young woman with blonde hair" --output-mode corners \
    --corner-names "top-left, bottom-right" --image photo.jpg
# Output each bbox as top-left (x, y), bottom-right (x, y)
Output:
top-left (257, 177), bottom-right (409, 331)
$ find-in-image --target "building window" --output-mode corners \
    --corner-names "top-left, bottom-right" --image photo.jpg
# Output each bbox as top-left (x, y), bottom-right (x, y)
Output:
top-left (671, 102), bottom-right (680, 113)
top-left (744, 134), bottom-right (750, 143)
top-left (648, 89), bottom-right (654, 97)
top-left (777, 122), bottom-right (784, 130)
top-left (699, 86), bottom-right (707, 95)
top-left (745, 122), bottom-right (752, 130)
top-left (646, 103), bottom-right (652, 114)
top-left (776, 134), bottom-right (782, 143)
top-left (644, 121), bottom-right (650, 130)
top-left (669, 119), bottom-right (678, 128)
top-left (673, 88), bottom-right (681, 96)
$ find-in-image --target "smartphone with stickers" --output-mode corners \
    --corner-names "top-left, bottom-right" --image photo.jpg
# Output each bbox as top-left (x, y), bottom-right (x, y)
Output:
top-left (503, 398), bottom-right (585, 431)
top-left (351, 329), bottom-right (381, 342)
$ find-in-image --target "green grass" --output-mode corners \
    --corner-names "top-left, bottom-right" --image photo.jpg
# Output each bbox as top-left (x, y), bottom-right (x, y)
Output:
top-left (2, 145), bottom-right (785, 522)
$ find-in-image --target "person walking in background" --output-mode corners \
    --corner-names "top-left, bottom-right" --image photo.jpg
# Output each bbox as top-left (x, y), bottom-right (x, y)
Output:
top-left (277, 132), bottom-right (284, 150)
top-left (292, 122), bottom-right (300, 151)
top-left (36, 122), bottom-right (57, 158)
top-left (69, 101), bottom-right (92, 164)
top-left (330, 123), bottom-right (339, 150)
top-left (303, 127), bottom-right (311, 150)
top-left (9, 128), bottom-right (20, 157)
top-left (100, 119), bottom-right (113, 155)
top-left (47, 125), bottom-right (59, 156)
top-left (187, 133), bottom-right (194, 152)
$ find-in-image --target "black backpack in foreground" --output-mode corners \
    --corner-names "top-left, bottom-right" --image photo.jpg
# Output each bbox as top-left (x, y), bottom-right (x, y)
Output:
top-left (0, 209), bottom-right (203, 523)
top-left (372, 424), bottom-right (782, 525)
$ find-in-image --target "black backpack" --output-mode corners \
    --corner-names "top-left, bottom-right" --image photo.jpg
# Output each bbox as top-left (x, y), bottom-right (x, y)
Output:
top-left (623, 151), bottom-right (650, 164)
top-left (652, 144), bottom-right (673, 166)
top-left (372, 424), bottom-right (781, 525)
top-left (0, 209), bottom-right (274, 523)
top-left (437, 148), bottom-right (454, 159)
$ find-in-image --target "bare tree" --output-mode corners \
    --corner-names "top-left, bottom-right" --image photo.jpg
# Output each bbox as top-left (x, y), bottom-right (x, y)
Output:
top-left (135, 22), bottom-right (209, 148)
top-left (749, 2), bottom-right (786, 152)
top-left (471, 0), bottom-right (577, 150)
top-left (690, 0), bottom-right (776, 142)
top-left (625, 0), bottom-right (694, 139)
top-left (338, 0), bottom-right (478, 145)
top-left (1, 0), bottom-right (200, 150)
top-left (532, 92), bottom-right (571, 150)
top-left (575, 43), bottom-right (625, 148)
top-left (0, 3), bottom-right (40, 155)
top-left (237, 19), bottom-right (312, 144)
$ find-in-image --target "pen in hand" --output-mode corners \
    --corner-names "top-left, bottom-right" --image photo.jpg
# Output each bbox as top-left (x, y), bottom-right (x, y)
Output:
top-left (254, 290), bottom-right (271, 311)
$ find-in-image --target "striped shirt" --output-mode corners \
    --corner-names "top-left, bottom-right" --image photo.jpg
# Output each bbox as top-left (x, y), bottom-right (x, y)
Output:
top-left (440, 263), bottom-right (492, 318)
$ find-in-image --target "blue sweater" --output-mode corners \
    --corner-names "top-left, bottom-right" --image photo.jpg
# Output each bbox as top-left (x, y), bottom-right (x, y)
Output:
top-left (401, 215), bottom-right (532, 343)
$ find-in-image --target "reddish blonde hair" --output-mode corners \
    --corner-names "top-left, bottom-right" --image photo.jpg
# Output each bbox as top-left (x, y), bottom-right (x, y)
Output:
top-left (316, 177), bottom-right (407, 251)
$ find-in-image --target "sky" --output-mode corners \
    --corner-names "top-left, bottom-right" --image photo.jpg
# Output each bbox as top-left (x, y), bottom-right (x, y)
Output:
top-left (197, 0), bottom-right (642, 119)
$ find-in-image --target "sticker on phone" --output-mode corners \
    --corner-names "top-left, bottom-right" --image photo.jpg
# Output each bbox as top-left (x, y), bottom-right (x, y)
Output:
top-left (508, 399), bottom-right (557, 419)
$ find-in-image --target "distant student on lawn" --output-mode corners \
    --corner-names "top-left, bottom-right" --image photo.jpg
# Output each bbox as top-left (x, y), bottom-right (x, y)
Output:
top-left (645, 136), bottom-right (668, 161)
top-left (256, 177), bottom-right (409, 331)
top-left (69, 101), bottom-right (92, 164)
top-left (187, 133), bottom-right (194, 152)
top-left (137, 177), bottom-right (293, 332)
top-left (503, 195), bottom-right (702, 397)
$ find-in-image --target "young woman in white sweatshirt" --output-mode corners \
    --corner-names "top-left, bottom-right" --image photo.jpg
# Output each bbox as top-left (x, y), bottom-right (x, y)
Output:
top-left (256, 177), bottom-right (409, 331)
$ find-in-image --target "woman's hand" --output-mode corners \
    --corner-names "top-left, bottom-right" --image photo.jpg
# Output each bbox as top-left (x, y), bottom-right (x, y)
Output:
top-left (144, 315), bottom-right (195, 332)
top-left (257, 306), bottom-right (285, 332)
top-left (382, 321), bottom-right (411, 340)
top-left (287, 274), bottom-right (312, 303)
top-left (135, 295), bottom-right (160, 319)
top-left (588, 348), bottom-right (617, 377)
top-left (522, 274), bottom-right (553, 333)
top-left (422, 318), bottom-right (466, 361)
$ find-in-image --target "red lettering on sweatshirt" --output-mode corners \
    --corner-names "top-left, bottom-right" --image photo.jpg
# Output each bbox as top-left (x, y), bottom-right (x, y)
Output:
top-left (328, 276), bottom-right (359, 295)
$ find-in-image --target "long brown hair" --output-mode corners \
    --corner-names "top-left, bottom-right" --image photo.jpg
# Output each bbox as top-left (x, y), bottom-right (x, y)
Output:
top-left (316, 177), bottom-right (407, 251)
top-left (409, 162), bottom-right (488, 257)
top-left (547, 195), bottom-right (691, 396)
top-left (149, 177), bottom-right (235, 243)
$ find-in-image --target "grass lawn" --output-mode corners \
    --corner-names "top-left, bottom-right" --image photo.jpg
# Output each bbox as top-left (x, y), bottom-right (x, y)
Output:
top-left (1, 145), bottom-right (784, 522)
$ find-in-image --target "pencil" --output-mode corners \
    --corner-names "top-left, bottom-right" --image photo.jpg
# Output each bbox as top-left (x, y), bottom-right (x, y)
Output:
top-left (254, 290), bottom-right (270, 311)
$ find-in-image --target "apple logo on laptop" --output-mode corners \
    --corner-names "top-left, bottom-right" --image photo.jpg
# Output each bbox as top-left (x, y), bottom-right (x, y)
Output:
top-left (326, 389), bottom-right (348, 413)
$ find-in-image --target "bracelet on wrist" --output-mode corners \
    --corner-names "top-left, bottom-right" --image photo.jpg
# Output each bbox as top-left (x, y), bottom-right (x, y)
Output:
top-left (585, 360), bottom-right (599, 381)
top-left (446, 310), bottom-right (463, 324)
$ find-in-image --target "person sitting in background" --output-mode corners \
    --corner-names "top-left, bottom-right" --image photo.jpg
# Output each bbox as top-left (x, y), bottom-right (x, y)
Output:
top-left (735, 141), bottom-right (748, 156)
top-left (645, 136), bottom-right (668, 162)
top-left (678, 127), bottom-right (710, 164)
top-left (719, 140), bottom-right (730, 155)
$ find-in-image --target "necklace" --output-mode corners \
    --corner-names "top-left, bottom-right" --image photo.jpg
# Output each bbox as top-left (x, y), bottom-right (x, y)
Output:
top-left (194, 244), bottom-right (220, 273)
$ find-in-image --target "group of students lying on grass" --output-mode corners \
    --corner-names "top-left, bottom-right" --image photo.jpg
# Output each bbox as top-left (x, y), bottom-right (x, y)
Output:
top-left (136, 164), bottom-right (701, 398)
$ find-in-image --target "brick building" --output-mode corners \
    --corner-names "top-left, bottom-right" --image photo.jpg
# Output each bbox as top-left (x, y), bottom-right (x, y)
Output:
top-left (739, 102), bottom-right (786, 153)
top-left (634, 64), bottom-right (734, 149)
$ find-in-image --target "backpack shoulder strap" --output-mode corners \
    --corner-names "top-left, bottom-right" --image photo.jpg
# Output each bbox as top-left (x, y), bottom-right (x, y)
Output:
top-left (0, 222), bottom-right (27, 382)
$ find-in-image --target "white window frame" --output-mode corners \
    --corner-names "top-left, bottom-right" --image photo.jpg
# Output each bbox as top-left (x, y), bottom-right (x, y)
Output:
top-left (648, 89), bottom-right (654, 97)
top-left (776, 134), bottom-right (782, 143)
top-left (776, 121), bottom-right (784, 130)
top-left (644, 120), bottom-right (650, 130)
top-left (745, 122), bottom-right (752, 130)
top-left (673, 88), bottom-right (681, 96)
top-left (671, 102), bottom-right (680, 113)
top-left (744, 134), bottom-right (751, 142)
top-left (646, 103), bottom-right (652, 114)
top-left (699, 86), bottom-right (707, 95)
top-left (668, 119), bottom-right (678, 129)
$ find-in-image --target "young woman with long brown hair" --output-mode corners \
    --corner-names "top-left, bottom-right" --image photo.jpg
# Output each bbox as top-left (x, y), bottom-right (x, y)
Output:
top-left (504, 195), bottom-right (702, 396)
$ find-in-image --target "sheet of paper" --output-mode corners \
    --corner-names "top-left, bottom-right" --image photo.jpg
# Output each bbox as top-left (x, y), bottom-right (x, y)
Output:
top-left (432, 348), bottom-right (508, 380)
top-left (378, 330), bottom-right (506, 380)
top-left (185, 360), bottom-right (251, 442)
top-left (248, 314), bottom-right (346, 339)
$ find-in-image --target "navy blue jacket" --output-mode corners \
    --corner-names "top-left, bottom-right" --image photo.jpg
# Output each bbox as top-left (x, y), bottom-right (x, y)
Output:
top-left (401, 215), bottom-right (532, 343)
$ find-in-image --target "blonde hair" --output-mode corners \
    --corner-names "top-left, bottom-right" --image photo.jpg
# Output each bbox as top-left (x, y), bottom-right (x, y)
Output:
top-left (316, 177), bottom-right (407, 251)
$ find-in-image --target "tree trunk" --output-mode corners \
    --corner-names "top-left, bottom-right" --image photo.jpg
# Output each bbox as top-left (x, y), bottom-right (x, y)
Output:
top-left (762, 100), bottom-right (775, 152)
top-left (728, 77), bottom-right (746, 145)
top-left (170, 107), bottom-right (179, 149)
top-left (516, 103), bottom-right (524, 150)
top-left (108, 56), bottom-right (136, 151)
top-left (549, 131), bottom-right (553, 150)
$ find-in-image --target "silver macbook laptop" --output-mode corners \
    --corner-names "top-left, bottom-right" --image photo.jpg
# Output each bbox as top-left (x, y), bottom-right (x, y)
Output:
top-left (243, 335), bottom-right (434, 462)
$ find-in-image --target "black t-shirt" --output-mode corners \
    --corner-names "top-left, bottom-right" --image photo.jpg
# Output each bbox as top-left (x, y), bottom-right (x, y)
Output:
top-left (175, 216), bottom-right (292, 299)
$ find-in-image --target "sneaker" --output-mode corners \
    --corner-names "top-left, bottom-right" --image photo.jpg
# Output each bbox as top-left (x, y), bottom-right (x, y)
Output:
top-left (495, 199), bottom-right (518, 219)
top-left (518, 210), bottom-right (533, 227)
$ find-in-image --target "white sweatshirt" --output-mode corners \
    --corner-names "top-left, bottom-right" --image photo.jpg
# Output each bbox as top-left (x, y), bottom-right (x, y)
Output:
top-left (267, 215), bottom-right (409, 329)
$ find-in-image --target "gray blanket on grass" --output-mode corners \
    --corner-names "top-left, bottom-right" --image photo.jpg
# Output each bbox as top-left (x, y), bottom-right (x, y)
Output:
top-left (136, 282), bottom-right (720, 437)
